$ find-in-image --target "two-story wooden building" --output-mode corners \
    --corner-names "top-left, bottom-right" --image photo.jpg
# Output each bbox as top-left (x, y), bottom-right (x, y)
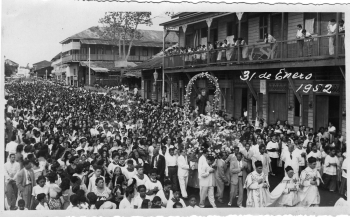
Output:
top-left (59, 26), bottom-right (177, 87)
top-left (155, 12), bottom-right (345, 136)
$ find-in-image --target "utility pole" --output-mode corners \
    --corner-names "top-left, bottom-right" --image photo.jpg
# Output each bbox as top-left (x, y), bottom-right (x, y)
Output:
top-left (89, 46), bottom-right (91, 86)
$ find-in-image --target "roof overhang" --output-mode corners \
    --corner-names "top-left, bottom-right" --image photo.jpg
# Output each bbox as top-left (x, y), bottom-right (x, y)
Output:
top-left (160, 12), bottom-right (234, 29)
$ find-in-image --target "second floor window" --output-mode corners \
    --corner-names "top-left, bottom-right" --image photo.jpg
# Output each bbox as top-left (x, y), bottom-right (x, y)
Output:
top-left (227, 21), bottom-right (234, 36)
top-left (259, 15), bottom-right (268, 39)
top-left (130, 47), bottom-right (136, 56)
top-left (143, 47), bottom-right (148, 56)
top-left (201, 27), bottom-right (208, 38)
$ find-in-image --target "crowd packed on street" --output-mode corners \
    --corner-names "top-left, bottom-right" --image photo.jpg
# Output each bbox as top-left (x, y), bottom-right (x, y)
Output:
top-left (4, 80), bottom-right (347, 211)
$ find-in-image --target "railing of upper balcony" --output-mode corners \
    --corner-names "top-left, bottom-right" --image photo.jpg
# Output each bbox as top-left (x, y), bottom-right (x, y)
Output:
top-left (62, 54), bottom-right (154, 63)
top-left (164, 33), bottom-right (345, 69)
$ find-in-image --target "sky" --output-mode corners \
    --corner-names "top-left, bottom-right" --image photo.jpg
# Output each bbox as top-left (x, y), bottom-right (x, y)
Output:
top-left (1, 0), bottom-right (172, 66)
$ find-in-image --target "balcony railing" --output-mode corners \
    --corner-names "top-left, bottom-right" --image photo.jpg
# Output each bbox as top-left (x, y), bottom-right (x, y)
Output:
top-left (164, 33), bottom-right (345, 69)
top-left (62, 54), bottom-right (154, 63)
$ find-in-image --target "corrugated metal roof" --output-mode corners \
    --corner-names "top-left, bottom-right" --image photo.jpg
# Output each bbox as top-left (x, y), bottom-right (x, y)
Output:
top-left (60, 26), bottom-right (178, 44)
top-left (80, 39), bottom-right (166, 48)
top-left (80, 61), bottom-right (138, 72)
top-left (131, 56), bottom-right (162, 70)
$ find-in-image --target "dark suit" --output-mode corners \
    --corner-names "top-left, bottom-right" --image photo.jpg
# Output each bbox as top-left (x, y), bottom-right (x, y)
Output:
top-left (16, 168), bottom-right (35, 209)
top-left (151, 155), bottom-right (166, 185)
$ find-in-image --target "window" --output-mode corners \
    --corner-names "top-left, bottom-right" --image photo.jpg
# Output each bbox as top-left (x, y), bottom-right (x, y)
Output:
top-left (153, 47), bottom-right (161, 55)
top-left (227, 21), bottom-right (234, 36)
top-left (201, 28), bottom-right (208, 38)
top-left (130, 47), bottom-right (136, 56)
top-left (294, 95), bottom-right (301, 117)
top-left (259, 15), bottom-right (268, 39)
top-left (143, 47), bottom-right (148, 56)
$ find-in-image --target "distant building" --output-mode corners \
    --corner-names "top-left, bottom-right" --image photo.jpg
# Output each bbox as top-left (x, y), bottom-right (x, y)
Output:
top-left (5, 59), bottom-right (19, 77)
top-left (58, 26), bottom-right (178, 87)
top-left (33, 60), bottom-right (53, 78)
top-left (17, 65), bottom-right (31, 77)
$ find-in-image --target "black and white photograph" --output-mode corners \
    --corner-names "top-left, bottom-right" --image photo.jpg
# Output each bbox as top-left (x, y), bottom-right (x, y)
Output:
top-left (1, 0), bottom-right (349, 216)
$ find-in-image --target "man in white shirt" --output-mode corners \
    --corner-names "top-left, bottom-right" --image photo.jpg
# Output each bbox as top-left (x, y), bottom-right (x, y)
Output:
top-left (264, 33), bottom-right (278, 59)
top-left (281, 144), bottom-right (301, 178)
top-left (6, 136), bottom-right (18, 162)
top-left (199, 155), bottom-right (216, 208)
top-left (328, 122), bottom-right (336, 144)
top-left (166, 148), bottom-right (178, 190)
top-left (5, 154), bottom-right (20, 209)
top-left (294, 141), bottom-right (307, 176)
top-left (296, 24), bottom-right (304, 57)
top-left (266, 134), bottom-right (279, 176)
top-left (107, 153), bottom-right (119, 176)
top-left (145, 169), bottom-right (163, 201)
top-left (177, 149), bottom-right (189, 199)
top-left (327, 19), bottom-right (337, 55)
top-left (301, 29), bottom-right (313, 56)
top-left (119, 187), bottom-right (135, 209)
top-left (322, 148), bottom-right (339, 192)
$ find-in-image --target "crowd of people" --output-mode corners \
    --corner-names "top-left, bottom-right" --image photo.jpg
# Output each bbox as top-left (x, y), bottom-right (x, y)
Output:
top-left (164, 37), bottom-right (250, 65)
top-left (4, 80), bottom-right (347, 211)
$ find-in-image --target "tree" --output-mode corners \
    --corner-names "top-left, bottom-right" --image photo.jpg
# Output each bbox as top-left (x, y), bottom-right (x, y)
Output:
top-left (98, 12), bottom-right (153, 61)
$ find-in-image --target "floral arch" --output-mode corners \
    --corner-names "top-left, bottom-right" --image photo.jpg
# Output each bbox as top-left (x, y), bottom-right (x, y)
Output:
top-left (183, 72), bottom-right (221, 120)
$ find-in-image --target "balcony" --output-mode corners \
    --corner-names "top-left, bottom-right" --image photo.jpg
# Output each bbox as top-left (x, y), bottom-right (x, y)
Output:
top-left (62, 42), bottom-right (81, 53)
top-left (62, 54), bottom-right (154, 64)
top-left (164, 33), bottom-right (345, 71)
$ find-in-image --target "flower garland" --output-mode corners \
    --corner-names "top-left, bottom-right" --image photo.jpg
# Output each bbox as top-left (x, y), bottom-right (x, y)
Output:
top-left (183, 72), bottom-right (221, 120)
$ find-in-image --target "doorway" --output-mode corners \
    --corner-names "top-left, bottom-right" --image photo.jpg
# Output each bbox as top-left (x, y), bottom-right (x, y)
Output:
top-left (268, 93), bottom-right (287, 124)
top-left (315, 95), bottom-right (340, 132)
top-left (234, 88), bottom-right (248, 119)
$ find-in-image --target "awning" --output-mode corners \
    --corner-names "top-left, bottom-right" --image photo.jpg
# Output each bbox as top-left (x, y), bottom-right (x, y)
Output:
top-left (123, 70), bottom-right (141, 78)
top-left (80, 61), bottom-right (109, 73)
top-left (91, 67), bottom-right (109, 73)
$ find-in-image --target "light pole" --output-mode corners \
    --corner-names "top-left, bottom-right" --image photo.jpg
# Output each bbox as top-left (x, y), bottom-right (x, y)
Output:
top-left (89, 46), bottom-right (91, 86)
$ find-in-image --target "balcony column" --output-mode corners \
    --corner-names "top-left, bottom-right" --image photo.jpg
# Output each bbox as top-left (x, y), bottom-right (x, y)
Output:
top-left (236, 13), bottom-right (243, 63)
top-left (162, 26), bottom-right (169, 105)
top-left (206, 18), bottom-right (212, 64)
top-left (335, 12), bottom-right (340, 58)
top-left (182, 25), bottom-right (187, 67)
top-left (317, 13), bottom-right (320, 56)
top-left (281, 12), bottom-right (284, 60)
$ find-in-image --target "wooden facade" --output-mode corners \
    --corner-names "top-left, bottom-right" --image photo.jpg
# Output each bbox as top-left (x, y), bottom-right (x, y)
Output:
top-left (152, 12), bottom-right (346, 137)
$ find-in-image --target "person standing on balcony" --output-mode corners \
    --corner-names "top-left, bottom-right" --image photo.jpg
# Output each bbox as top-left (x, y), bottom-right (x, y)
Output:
top-left (327, 19), bottom-right (337, 55)
top-left (296, 24), bottom-right (304, 57)
top-left (301, 29), bottom-right (313, 57)
top-left (207, 42), bottom-right (214, 63)
top-left (240, 38), bottom-right (249, 60)
top-left (201, 45), bottom-right (207, 64)
top-left (339, 20), bottom-right (345, 50)
top-left (264, 33), bottom-right (278, 59)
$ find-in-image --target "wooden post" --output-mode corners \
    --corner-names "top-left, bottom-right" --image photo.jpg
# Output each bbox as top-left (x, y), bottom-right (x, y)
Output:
top-left (238, 17), bottom-right (241, 64)
top-left (335, 12), bottom-right (340, 58)
top-left (281, 13), bottom-right (284, 60)
top-left (317, 13), bottom-right (321, 56)
top-left (207, 25), bottom-right (211, 65)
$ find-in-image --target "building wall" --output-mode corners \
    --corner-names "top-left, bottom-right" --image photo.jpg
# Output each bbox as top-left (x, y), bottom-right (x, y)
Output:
top-left (179, 27), bottom-right (186, 47)
top-left (287, 13), bottom-right (304, 41)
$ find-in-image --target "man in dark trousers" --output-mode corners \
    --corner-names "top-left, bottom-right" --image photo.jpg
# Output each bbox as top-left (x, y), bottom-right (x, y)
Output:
top-left (151, 148), bottom-right (166, 185)
top-left (195, 89), bottom-right (208, 115)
